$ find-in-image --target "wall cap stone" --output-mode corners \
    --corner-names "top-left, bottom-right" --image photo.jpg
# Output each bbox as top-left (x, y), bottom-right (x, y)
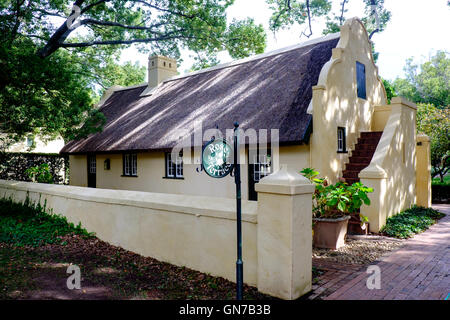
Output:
top-left (0, 179), bottom-right (257, 223)
top-left (373, 105), bottom-right (391, 112)
top-left (417, 134), bottom-right (430, 142)
top-left (391, 96), bottom-right (417, 110)
top-left (359, 164), bottom-right (388, 179)
top-left (312, 85), bottom-right (326, 91)
top-left (255, 165), bottom-right (315, 195)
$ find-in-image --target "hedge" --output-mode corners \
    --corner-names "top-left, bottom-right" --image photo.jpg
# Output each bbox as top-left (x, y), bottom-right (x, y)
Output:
top-left (0, 152), bottom-right (69, 184)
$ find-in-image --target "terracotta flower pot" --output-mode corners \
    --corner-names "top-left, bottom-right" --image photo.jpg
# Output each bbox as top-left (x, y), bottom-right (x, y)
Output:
top-left (313, 215), bottom-right (350, 250)
top-left (347, 214), bottom-right (369, 235)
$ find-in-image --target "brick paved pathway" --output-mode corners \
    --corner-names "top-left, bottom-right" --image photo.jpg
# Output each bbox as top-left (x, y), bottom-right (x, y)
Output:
top-left (309, 259), bottom-right (365, 300)
top-left (323, 204), bottom-right (449, 300)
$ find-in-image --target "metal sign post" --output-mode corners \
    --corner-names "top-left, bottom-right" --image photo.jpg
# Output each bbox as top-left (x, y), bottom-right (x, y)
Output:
top-left (234, 122), bottom-right (243, 300)
top-left (199, 122), bottom-right (243, 300)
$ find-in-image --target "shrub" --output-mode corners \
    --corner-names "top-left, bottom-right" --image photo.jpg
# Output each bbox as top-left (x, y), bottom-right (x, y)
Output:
top-left (380, 206), bottom-right (445, 239)
top-left (0, 197), bottom-right (94, 247)
top-left (25, 163), bottom-right (53, 183)
top-left (0, 152), bottom-right (68, 184)
top-left (300, 168), bottom-right (372, 226)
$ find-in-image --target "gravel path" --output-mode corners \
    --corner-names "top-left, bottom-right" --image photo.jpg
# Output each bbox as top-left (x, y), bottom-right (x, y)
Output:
top-left (313, 235), bottom-right (405, 265)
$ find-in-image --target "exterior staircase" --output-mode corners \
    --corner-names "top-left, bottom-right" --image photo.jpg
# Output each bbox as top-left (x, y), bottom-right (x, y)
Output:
top-left (342, 131), bottom-right (383, 185)
top-left (342, 131), bottom-right (383, 235)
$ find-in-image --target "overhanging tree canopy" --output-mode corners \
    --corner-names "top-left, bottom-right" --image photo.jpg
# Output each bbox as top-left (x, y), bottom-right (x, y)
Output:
top-left (0, 0), bottom-right (267, 144)
top-left (8, 0), bottom-right (266, 60)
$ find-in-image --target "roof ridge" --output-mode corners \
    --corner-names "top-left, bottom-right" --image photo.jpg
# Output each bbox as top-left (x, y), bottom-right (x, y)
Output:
top-left (113, 83), bottom-right (147, 92)
top-left (166, 32), bottom-right (340, 82)
top-left (112, 32), bottom-right (340, 94)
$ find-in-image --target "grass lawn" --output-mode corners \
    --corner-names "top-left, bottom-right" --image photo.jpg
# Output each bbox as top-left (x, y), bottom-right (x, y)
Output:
top-left (0, 198), bottom-right (271, 300)
top-left (380, 206), bottom-right (445, 239)
top-left (432, 174), bottom-right (450, 185)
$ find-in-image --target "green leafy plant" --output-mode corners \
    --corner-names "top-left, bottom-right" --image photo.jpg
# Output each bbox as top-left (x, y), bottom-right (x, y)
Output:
top-left (25, 163), bottom-right (53, 184)
top-left (381, 206), bottom-right (445, 238)
top-left (300, 168), bottom-right (373, 226)
top-left (0, 197), bottom-right (94, 247)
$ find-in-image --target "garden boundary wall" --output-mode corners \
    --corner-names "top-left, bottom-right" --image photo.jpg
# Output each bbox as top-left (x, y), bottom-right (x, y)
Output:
top-left (0, 165), bottom-right (314, 300)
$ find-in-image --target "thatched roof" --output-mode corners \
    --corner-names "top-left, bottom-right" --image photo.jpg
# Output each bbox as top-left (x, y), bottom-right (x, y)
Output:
top-left (61, 34), bottom-right (339, 154)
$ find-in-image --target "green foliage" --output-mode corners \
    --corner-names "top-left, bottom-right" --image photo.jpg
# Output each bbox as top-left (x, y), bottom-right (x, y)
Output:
top-left (0, 197), bottom-right (94, 247)
top-left (300, 168), bottom-right (373, 225)
top-left (323, 0), bottom-right (391, 38)
top-left (416, 104), bottom-right (450, 182)
top-left (299, 167), bottom-right (323, 183)
top-left (359, 0), bottom-right (391, 37)
top-left (432, 175), bottom-right (450, 186)
top-left (25, 163), bottom-right (54, 184)
top-left (382, 78), bottom-right (396, 104)
top-left (322, 0), bottom-right (391, 62)
top-left (225, 18), bottom-right (266, 59)
top-left (189, 52), bottom-right (221, 71)
top-left (189, 17), bottom-right (266, 71)
top-left (390, 52), bottom-right (450, 182)
top-left (381, 206), bottom-right (445, 239)
top-left (0, 0), bottom-right (267, 142)
top-left (93, 59), bottom-right (147, 97)
top-left (267, 0), bottom-right (332, 32)
top-left (393, 51), bottom-right (450, 107)
top-left (0, 36), bottom-right (106, 142)
top-left (266, 0), bottom-right (391, 63)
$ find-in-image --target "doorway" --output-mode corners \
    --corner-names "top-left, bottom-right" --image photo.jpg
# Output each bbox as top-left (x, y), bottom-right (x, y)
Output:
top-left (87, 154), bottom-right (96, 188)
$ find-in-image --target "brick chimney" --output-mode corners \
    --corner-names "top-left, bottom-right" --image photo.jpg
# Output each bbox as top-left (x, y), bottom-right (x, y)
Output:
top-left (148, 55), bottom-right (177, 88)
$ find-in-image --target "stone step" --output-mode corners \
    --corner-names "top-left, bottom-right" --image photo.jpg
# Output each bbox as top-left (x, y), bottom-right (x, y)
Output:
top-left (357, 137), bottom-right (381, 145)
top-left (345, 163), bottom-right (368, 171)
top-left (355, 143), bottom-right (377, 151)
top-left (342, 170), bottom-right (360, 178)
top-left (360, 131), bottom-right (383, 138)
top-left (349, 156), bottom-right (372, 164)
top-left (340, 131), bottom-right (383, 184)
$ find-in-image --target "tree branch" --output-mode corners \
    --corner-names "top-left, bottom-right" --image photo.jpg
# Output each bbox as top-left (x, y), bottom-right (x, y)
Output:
top-left (36, 0), bottom-right (87, 58)
top-left (130, 0), bottom-right (196, 20)
top-left (59, 33), bottom-right (194, 48)
top-left (80, 18), bottom-right (162, 31)
top-left (9, 0), bottom-right (28, 43)
top-left (339, 0), bottom-right (349, 26)
top-left (301, 0), bottom-right (313, 38)
top-left (272, 0), bottom-right (291, 30)
top-left (81, 0), bottom-right (110, 14)
top-left (33, 8), bottom-right (66, 19)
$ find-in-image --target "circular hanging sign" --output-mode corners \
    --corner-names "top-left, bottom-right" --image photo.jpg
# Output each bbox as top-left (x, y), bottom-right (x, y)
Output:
top-left (202, 139), bottom-right (233, 178)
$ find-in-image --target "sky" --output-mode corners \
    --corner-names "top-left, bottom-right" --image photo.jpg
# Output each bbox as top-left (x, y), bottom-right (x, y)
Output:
top-left (119, 0), bottom-right (450, 81)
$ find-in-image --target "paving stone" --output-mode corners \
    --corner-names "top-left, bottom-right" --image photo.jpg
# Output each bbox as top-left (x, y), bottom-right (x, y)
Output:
top-left (311, 205), bottom-right (449, 300)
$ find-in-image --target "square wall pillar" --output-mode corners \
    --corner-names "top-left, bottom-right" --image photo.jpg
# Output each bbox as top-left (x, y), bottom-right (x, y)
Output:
top-left (255, 165), bottom-right (315, 300)
top-left (416, 134), bottom-right (431, 207)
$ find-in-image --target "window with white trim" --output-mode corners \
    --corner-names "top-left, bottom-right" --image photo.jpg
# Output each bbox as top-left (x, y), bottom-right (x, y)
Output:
top-left (253, 151), bottom-right (272, 182)
top-left (123, 153), bottom-right (137, 176)
top-left (89, 155), bottom-right (96, 174)
top-left (166, 151), bottom-right (183, 178)
top-left (337, 127), bottom-right (347, 153)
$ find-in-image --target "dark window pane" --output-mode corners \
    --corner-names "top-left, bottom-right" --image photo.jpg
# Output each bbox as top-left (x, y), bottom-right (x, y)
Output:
top-left (356, 62), bottom-right (366, 99)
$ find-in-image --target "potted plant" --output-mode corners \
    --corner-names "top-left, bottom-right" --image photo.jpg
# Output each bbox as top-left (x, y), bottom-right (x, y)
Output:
top-left (300, 168), bottom-right (372, 250)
